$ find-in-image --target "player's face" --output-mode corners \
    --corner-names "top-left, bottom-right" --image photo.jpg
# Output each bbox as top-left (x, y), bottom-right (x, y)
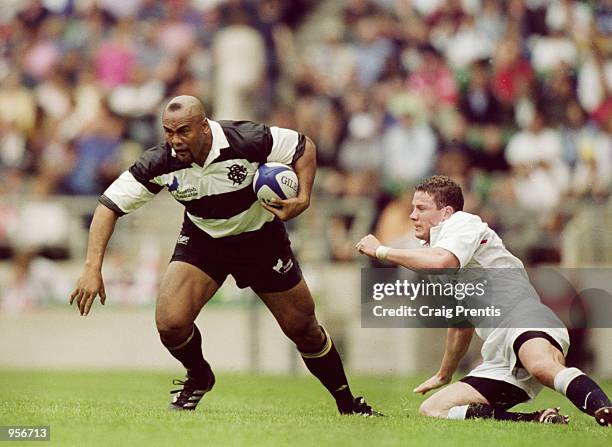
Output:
top-left (409, 191), bottom-right (451, 242)
top-left (162, 111), bottom-right (209, 165)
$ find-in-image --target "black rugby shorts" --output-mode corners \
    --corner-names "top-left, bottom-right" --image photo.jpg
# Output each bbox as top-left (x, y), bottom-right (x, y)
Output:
top-left (170, 215), bottom-right (302, 293)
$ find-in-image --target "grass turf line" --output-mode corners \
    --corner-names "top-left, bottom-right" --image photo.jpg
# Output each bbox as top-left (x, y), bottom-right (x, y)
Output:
top-left (0, 371), bottom-right (610, 447)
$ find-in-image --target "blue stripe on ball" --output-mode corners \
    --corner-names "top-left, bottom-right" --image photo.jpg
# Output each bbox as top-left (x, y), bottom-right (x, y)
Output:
top-left (254, 165), bottom-right (290, 200)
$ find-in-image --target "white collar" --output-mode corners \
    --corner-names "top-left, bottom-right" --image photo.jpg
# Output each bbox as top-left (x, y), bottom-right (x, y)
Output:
top-left (420, 214), bottom-right (454, 247)
top-left (169, 119), bottom-right (230, 168)
top-left (203, 119), bottom-right (229, 168)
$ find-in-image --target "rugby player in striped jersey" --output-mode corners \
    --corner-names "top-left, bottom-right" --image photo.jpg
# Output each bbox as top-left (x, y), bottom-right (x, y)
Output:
top-left (71, 95), bottom-right (381, 416)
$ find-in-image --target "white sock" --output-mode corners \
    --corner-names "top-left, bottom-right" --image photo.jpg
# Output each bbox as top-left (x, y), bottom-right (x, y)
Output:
top-left (553, 367), bottom-right (584, 395)
top-left (447, 405), bottom-right (469, 420)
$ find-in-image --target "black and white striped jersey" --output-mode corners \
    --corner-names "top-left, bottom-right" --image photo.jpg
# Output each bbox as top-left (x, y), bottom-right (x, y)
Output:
top-left (100, 119), bottom-right (305, 238)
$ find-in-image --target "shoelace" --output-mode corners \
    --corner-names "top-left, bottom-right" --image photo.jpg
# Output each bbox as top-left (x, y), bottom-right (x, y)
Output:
top-left (170, 379), bottom-right (196, 398)
top-left (354, 397), bottom-right (373, 414)
top-left (538, 408), bottom-right (568, 424)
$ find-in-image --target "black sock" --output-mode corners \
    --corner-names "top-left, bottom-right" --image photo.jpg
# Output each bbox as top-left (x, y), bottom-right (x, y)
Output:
top-left (300, 327), bottom-right (354, 410)
top-left (466, 404), bottom-right (540, 422)
top-left (162, 325), bottom-right (212, 381)
top-left (566, 375), bottom-right (612, 416)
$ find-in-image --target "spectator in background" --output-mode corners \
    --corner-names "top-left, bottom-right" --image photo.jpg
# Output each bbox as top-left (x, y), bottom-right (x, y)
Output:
top-left (21, 15), bottom-right (62, 83)
top-left (108, 63), bottom-right (165, 147)
top-left (443, 14), bottom-right (493, 70)
top-left (506, 109), bottom-right (570, 211)
top-left (594, 112), bottom-right (612, 191)
top-left (406, 44), bottom-right (458, 111)
top-left (435, 111), bottom-right (474, 184)
top-left (0, 69), bottom-right (36, 137)
top-left (490, 36), bottom-right (534, 110)
top-left (59, 102), bottom-right (124, 195)
top-left (540, 62), bottom-right (578, 126)
top-left (94, 19), bottom-right (136, 89)
top-left (460, 60), bottom-right (505, 125)
top-left (154, 2), bottom-right (198, 57)
top-left (337, 112), bottom-right (382, 197)
top-left (0, 121), bottom-right (28, 194)
top-left (350, 16), bottom-right (393, 88)
top-left (560, 101), bottom-right (594, 179)
top-left (577, 40), bottom-right (612, 117)
top-left (530, 21), bottom-right (578, 75)
top-left (594, 0), bottom-right (612, 36)
top-left (304, 22), bottom-right (356, 97)
top-left (545, 0), bottom-right (592, 48)
top-left (294, 94), bottom-right (344, 167)
top-left (472, 125), bottom-right (510, 175)
top-left (475, 0), bottom-right (506, 44)
top-left (34, 69), bottom-right (72, 122)
top-left (212, 7), bottom-right (265, 120)
top-left (253, 0), bottom-right (287, 107)
top-left (381, 95), bottom-right (436, 193)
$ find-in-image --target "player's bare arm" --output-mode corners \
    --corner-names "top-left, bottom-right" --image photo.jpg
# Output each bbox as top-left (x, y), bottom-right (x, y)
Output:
top-left (70, 204), bottom-right (119, 316)
top-left (356, 234), bottom-right (460, 272)
top-left (263, 136), bottom-right (316, 221)
top-left (414, 327), bottom-right (475, 395)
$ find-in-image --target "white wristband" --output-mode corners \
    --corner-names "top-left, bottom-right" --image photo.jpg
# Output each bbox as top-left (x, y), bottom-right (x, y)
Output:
top-left (375, 245), bottom-right (390, 260)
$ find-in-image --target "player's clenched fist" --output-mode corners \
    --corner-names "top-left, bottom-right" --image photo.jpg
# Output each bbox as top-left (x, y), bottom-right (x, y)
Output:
top-left (355, 234), bottom-right (381, 258)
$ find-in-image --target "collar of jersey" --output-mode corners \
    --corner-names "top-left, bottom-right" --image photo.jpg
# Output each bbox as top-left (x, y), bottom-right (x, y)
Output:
top-left (419, 213), bottom-right (456, 247)
top-left (202, 119), bottom-right (229, 169)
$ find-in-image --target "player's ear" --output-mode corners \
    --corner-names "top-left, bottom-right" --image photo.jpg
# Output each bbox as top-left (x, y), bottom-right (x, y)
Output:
top-left (443, 205), bottom-right (454, 219)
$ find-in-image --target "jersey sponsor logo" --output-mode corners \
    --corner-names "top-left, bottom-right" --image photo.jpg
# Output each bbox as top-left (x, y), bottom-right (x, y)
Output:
top-left (273, 257), bottom-right (294, 274)
top-left (480, 239), bottom-right (488, 244)
top-left (166, 176), bottom-right (198, 199)
top-left (227, 163), bottom-right (248, 185)
top-left (175, 186), bottom-right (198, 200)
top-left (177, 235), bottom-right (190, 245)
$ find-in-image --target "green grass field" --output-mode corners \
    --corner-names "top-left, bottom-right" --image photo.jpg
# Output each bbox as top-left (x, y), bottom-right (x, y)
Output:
top-left (0, 371), bottom-right (610, 446)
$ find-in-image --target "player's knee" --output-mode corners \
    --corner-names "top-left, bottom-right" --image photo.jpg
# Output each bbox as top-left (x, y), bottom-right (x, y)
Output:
top-left (527, 360), bottom-right (555, 385)
top-left (419, 399), bottom-right (446, 418)
top-left (283, 318), bottom-right (313, 341)
top-left (156, 315), bottom-right (191, 342)
top-left (284, 318), bottom-right (322, 348)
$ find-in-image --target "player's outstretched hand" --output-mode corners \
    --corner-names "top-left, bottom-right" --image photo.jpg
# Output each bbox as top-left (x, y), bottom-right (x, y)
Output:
top-left (70, 267), bottom-right (107, 316)
top-left (261, 197), bottom-right (309, 221)
top-left (413, 374), bottom-right (451, 395)
top-left (355, 234), bottom-right (381, 258)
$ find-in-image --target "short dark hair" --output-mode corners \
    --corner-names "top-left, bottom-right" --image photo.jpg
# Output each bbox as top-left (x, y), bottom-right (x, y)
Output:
top-left (166, 102), bottom-right (183, 112)
top-left (415, 175), bottom-right (464, 212)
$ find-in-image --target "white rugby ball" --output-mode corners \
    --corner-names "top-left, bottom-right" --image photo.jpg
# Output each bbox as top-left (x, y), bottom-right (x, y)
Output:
top-left (253, 162), bottom-right (298, 205)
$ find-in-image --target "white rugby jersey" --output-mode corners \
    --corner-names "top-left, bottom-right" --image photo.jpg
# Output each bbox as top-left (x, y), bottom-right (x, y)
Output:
top-left (100, 119), bottom-right (305, 238)
top-left (424, 211), bottom-right (564, 342)
top-left (426, 211), bottom-right (524, 269)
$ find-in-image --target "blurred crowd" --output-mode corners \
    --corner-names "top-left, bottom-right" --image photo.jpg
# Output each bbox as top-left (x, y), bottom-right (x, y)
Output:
top-left (0, 0), bottom-right (611, 302)
top-left (300, 0), bottom-right (612, 263)
top-left (0, 0), bottom-right (313, 198)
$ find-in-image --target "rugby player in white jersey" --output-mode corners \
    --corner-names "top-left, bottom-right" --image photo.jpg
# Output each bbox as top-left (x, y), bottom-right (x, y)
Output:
top-left (356, 175), bottom-right (611, 426)
top-left (70, 95), bottom-right (380, 416)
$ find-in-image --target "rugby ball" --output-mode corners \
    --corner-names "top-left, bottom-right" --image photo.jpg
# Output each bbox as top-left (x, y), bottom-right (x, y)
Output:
top-left (253, 162), bottom-right (298, 205)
